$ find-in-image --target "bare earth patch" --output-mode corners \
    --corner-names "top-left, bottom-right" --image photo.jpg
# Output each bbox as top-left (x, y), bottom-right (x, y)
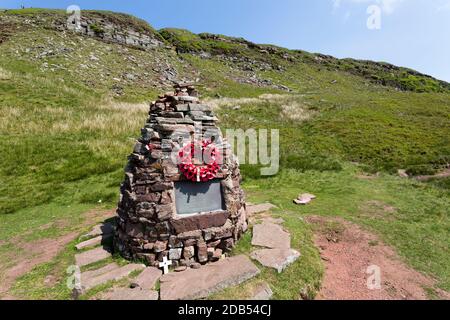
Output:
top-left (415, 168), bottom-right (450, 182)
top-left (307, 216), bottom-right (449, 300)
top-left (0, 209), bottom-right (115, 299)
top-left (0, 232), bottom-right (79, 300)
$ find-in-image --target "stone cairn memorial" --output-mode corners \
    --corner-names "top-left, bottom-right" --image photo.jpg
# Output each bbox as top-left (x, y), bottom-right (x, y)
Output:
top-left (114, 84), bottom-right (248, 268)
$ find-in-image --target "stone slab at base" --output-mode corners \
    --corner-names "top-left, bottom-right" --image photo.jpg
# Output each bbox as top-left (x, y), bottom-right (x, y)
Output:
top-left (75, 234), bottom-right (112, 251)
top-left (80, 222), bottom-right (115, 241)
top-left (81, 263), bottom-right (119, 283)
top-left (250, 248), bottom-right (300, 273)
top-left (78, 263), bottom-right (145, 294)
top-left (102, 287), bottom-right (158, 300)
top-left (159, 255), bottom-right (260, 300)
top-left (130, 267), bottom-right (162, 290)
top-left (75, 246), bottom-right (111, 267)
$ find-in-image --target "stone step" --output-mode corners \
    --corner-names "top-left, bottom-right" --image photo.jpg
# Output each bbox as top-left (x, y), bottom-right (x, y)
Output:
top-left (252, 222), bottom-right (291, 249)
top-left (250, 248), bottom-right (300, 273)
top-left (75, 234), bottom-right (112, 251)
top-left (160, 255), bottom-right (260, 300)
top-left (247, 203), bottom-right (276, 215)
top-left (79, 222), bottom-right (115, 241)
top-left (75, 246), bottom-right (112, 267)
top-left (102, 287), bottom-right (158, 300)
top-left (80, 263), bottom-right (145, 293)
top-left (81, 263), bottom-right (119, 283)
top-left (130, 267), bottom-right (162, 290)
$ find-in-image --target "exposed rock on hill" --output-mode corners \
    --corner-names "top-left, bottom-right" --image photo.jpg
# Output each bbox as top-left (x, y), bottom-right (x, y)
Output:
top-left (2, 9), bottom-right (448, 93)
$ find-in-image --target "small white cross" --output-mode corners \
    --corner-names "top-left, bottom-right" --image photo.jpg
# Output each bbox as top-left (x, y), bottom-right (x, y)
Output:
top-left (159, 256), bottom-right (172, 274)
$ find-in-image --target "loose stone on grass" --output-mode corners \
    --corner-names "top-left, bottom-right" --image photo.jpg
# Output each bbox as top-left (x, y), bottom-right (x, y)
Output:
top-left (293, 193), bottom-right (316, 205)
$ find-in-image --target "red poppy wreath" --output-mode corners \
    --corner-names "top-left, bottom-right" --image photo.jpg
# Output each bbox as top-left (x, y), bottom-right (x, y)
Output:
top-left (177, 139), bottom-right (221, 182)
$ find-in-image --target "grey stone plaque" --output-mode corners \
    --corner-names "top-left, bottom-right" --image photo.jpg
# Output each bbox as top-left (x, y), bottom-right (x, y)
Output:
top-left (174, 180), bottom-right (225, 215)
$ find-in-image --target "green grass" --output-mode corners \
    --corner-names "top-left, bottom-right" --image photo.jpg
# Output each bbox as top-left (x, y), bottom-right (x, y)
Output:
top-left (10, 240), bottom-right (78, 300)
top-left (0, 203), bottom-right (93, 242)
top-left (0, 25), bottom-right (171, 214)
top-left (9, 163), bottom-right (448, 299)
top-left (211, 213), bottom-right (323, 300)
top-left (243, 165), bottom-right (450, 291)
top-left (214, 89), bottom-right (450, 174)
top-left (2, 8), bottom-right (65, 15)
top-left (209, 164), bottom-right (449, 299)
top-left (160, 28), bottom-right (249, 55)
top-left (7, 219), bottom-right (131, 300)
top-left (426, 177), bottom-right (450, 193)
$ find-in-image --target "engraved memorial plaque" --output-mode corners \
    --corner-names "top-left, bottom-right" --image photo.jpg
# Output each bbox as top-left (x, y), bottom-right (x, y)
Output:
top-left (174, 180), bottom-right (225, 215)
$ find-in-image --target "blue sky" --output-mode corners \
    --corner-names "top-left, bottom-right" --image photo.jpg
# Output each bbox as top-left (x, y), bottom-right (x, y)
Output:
top-left (2, 0), bottom-right (450, 81)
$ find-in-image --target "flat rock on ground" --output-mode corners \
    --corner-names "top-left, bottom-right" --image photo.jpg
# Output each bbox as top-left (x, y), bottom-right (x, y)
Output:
top-left (252, 222), bottom-right (290, 249)
top-left (250, 282), bottom-right (273, 300)
top-left (102, 287), bottom-right (158, 300)
top-left (75, 246), bottom-right (111, 267)
top-left (294, 193), bottom-right (316, 205)
top-left (79, 263), bottom-right (145, 293)
top-left (75, 234), bottom-right (112, 251)
top-left (159, 255), bottom-right (260, 300)
top-left (247, 203), bottom-right (276, 215)
top-left (80, 222), bottom-right (115, 240)
top-left (130, 267), bottom-right (162, 290)
top-left (251, 248), bottom-right (300, 273)
top-left (81, 263), bottom-right (119, 282)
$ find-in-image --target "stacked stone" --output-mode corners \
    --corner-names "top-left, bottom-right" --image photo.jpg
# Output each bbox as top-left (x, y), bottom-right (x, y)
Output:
top-left (114, 84), bottom-right (248, 268)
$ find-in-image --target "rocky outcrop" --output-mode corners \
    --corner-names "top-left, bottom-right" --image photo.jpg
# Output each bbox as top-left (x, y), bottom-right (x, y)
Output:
top-left (55, 12), bottom-right (164, 50)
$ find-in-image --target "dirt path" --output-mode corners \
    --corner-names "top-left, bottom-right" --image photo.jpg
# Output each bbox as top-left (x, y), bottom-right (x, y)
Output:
top-left (0, 209), bottom-right (115, 299)
top-left (307, 216), bottom-right (449, 300)
top-left (415, 168), bottom-right (450, 182)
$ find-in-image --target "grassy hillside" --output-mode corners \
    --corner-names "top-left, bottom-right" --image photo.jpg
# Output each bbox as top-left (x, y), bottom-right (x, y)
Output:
top-left (0, 9), bottom-right (449, 298)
